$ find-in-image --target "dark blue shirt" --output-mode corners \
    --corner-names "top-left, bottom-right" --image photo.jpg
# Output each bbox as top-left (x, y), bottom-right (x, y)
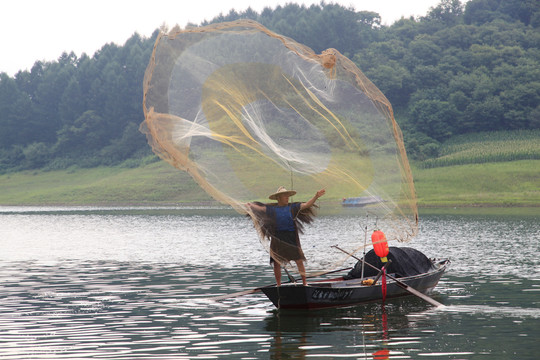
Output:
top-left (267, 203), bottom-right (301, 232)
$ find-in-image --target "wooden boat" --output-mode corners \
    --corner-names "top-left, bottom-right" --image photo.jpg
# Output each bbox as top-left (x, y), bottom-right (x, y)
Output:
top-left (261, 258), bottom-right (449, 310)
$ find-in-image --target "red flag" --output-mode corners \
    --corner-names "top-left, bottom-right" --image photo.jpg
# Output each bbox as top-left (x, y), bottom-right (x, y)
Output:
top-left (381, 268), bottom-right (387, 302)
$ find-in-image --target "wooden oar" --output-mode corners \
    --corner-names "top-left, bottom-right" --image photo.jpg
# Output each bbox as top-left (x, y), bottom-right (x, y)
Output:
top-left (211, 267), bottom-right (352, 301)
top-left (332, 245), bottom-right (445, 307)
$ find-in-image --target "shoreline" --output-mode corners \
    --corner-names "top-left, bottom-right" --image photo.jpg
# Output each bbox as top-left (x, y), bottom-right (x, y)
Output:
top-left (1, 202), bottom-right (538, 217)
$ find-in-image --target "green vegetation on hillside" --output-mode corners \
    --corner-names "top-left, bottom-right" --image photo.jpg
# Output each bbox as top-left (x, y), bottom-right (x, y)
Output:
top-left (420, 129), bottom-right (540, 168)
top-left (0, 0), bottom-right (538, 209)
top-left (1, 0), bottom-right (539, 174)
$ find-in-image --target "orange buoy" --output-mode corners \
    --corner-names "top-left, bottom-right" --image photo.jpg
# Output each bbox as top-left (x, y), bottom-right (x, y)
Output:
top-left (371, 230), bottom-right (389, 262)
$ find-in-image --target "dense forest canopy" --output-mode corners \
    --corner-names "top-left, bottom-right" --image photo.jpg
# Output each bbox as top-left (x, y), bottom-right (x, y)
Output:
top-left (0, 0), bottom-right (538, 172)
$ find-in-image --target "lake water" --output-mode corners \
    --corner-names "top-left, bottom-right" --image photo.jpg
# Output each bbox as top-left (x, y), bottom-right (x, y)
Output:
top-left (0, 206), bottom-right (538, 359)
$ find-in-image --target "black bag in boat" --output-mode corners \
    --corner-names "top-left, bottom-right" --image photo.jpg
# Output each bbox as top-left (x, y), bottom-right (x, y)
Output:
top-left (344, 247), bottom-right (435, 279)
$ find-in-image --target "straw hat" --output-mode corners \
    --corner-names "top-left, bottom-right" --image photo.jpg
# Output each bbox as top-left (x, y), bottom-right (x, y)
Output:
top-left (269, 186), bottom-right (297, 200)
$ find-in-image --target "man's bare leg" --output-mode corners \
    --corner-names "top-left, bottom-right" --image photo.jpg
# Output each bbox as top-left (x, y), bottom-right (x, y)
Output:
top-left (273, 261), bottom-right (282, 286)
top-left (295, 260), bottom-right (307, 286)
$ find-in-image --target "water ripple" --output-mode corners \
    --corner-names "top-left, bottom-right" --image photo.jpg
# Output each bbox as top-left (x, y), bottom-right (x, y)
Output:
top-left (0, 210), bottom-right (538, 359)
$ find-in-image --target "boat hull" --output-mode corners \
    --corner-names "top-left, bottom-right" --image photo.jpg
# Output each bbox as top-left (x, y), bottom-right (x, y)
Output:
top-left (261, 259), bottom-right (449, 310)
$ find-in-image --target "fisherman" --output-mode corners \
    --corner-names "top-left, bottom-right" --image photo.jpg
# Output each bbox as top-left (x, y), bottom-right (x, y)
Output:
top-left (247, 186), bottom-right (325, 286)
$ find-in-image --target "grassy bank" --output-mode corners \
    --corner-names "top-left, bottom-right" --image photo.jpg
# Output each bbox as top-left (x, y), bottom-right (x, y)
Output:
top-left (413, 160), bottom-right (539, 207)
top-left (412, 130), bottom-right (539, 207)
top-left (0, 162), bottom-right (211, 206)
top-left (0, 159), bottom-right (538, 208)
top-left (1, 130), bottom-right (538, 208)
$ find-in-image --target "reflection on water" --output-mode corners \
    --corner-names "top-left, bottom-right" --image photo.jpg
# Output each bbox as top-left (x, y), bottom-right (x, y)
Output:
top-left (0, 207), bottom-right (538, 359)
top-left (0, 263), bottom-right (539, 359)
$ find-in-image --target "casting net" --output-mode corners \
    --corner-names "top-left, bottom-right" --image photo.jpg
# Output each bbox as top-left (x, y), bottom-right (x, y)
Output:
top-left (141, 20), bottom-right (418, 270)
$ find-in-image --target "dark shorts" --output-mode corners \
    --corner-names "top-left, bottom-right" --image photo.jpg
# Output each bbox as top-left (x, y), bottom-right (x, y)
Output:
top-left (270, 231), bottom-right (306, 264)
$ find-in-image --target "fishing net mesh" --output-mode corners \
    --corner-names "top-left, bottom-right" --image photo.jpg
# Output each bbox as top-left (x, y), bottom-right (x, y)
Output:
top-left (141, 20), bottom-right (418, 271)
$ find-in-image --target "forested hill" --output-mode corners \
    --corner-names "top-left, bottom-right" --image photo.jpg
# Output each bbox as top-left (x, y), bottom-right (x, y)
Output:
top-left (0, 0), bottom-right (539, 173)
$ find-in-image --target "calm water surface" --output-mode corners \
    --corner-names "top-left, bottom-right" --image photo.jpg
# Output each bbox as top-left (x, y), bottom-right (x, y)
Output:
top-left (0, 206), bottom-right (538, 359)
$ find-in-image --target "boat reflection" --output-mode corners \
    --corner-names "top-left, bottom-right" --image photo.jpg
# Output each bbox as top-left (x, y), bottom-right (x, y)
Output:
top-left (264, 297), bottom-right (439, 359)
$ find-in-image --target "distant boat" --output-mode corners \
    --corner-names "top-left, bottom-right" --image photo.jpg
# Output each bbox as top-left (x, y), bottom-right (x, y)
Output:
top-left (342, 196), bottom-right (384, 207)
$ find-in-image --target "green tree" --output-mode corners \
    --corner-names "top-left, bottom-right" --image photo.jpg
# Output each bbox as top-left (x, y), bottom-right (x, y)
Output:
top-left (462, 96), bottom-right (504, 131)
top-left (364, 64), bottom-right (412, 107)
top-left (0, 73), bottom-right (35, 147)
top-left (500, 83), bottom-right (540, 129)
top-left (32, 58), bottom-right (76, 143)
top-left (409, 99), bottom-right (459, 140)
top-left (55, 110), bottom-right (108, 154)
top-left (59, 77), bottom-right (85, 126)
top-left (424, 0), bottom-right (464, 26)
top-left (2, 0), bottom-right (540, 169)
top-left (23, 142), bottom-right (52, 169)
